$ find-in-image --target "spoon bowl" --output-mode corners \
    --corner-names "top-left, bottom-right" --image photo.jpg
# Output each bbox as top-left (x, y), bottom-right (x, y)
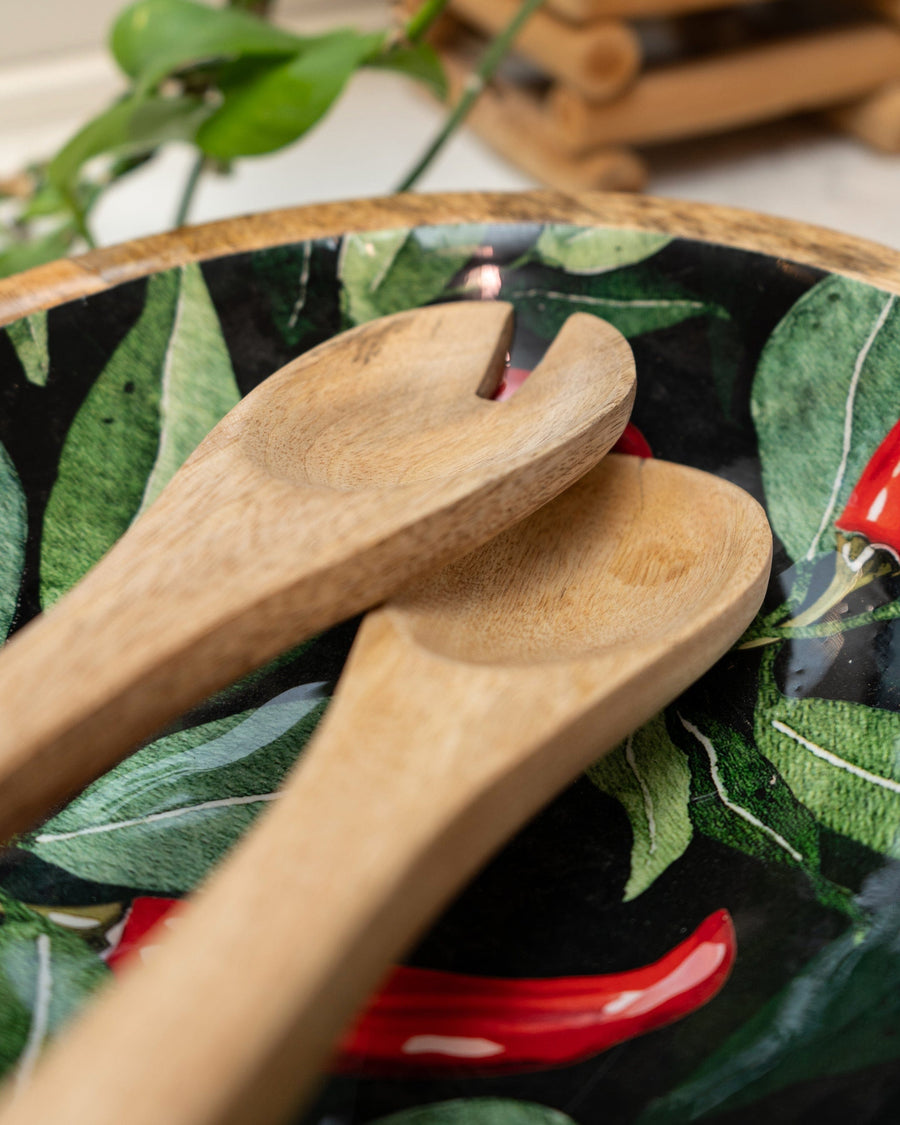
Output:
top-left (402, 455), bottom-right (753, 664)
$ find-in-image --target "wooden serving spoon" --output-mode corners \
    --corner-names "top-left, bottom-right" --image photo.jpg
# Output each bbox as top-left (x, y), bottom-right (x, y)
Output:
top-left (0, 455), bottom-right (772, 1125)
top-left (0, 301), bottom-right (635, 839)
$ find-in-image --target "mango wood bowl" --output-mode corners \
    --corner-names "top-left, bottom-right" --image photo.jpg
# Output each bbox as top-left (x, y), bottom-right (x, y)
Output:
top-left (3, 191), bottom-right (900, 1125)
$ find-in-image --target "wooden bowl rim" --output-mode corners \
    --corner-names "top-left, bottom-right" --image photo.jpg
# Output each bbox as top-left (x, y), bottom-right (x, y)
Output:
top-left (3, 188), bottom-right (900, 326)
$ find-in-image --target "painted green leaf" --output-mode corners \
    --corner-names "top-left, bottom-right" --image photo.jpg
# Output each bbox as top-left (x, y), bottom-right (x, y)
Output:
top-left (756, 660), bottom-right (900, 856)
top-left (0, 442), bottom-right (26, 641)
top-left (673, 711), bottom-right (834, 901)
top-left (0, 892), bottom-right (109, 1082)
top-left (139, 262), bottom-right (240, 510)
top-left (501, 261), bottom-right (730, 344)
top-left (638, 887), bottom-right (900, 1123)
top-left (41, 264), bottom-right (238, 605)
top-left (249, 241), bottom-right (326, 351)
top-left (339, 225), bottom-right (487, 327)
top-left (752, 276), bottom-right (900, 562)
top-left (7, 313), bottom-right (48, 386)
top-left (373, 1100), bottom-right (576, 1125)
top-left (587, 713), bottom-right (693, 901)
top-left (197, 30), bottom-right (384, 160)
top-left (40, 270), bottom-right (175, 606)
top-left (111, 0), bottom-right (303, 92)
top-left (531, 225), bottom-right (671, 274)
top-left (23, 684), bottom-right (327, 893)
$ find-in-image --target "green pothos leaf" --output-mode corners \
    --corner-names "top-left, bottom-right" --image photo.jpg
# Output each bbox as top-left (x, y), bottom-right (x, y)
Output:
top-left (41, 264), bottom-right (237, 606)
top-left (638, 884), bottom-right (900, 1123)
top-left (111, 0), bottom-right (303, 92)
top-left (48, 94), bottom-right (211, 210)
top-left (755, 648), bottom-right (900, 856)
top-left (0, 441), bottom-right (26, 640)
top-left (372, 1100), bottom-right (576, 1125)
top-left (22, 684), bottom-right (327, 893)
top-left (196, 30), bottom-right (384, 160)
top-left (0, 892), bottom-right (109, 1081)
top-left (369, 40), bottom-right (447, 100)
top-left (587, 713), bottom-right (693, 901)
top-left (0, 226), bottom-right (78, 281)
top-left (753, 275), bottom-right (900, 563)
top-left (6, 313), bottom-right (48, 385)
top-left (530, 224), bottom-right (671, 274)
top-left (339, 225), bottom-right (488, 327)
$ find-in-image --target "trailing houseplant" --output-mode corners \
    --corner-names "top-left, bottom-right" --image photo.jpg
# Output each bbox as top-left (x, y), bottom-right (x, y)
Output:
top-left (0, 0), bottom-right (544, 279)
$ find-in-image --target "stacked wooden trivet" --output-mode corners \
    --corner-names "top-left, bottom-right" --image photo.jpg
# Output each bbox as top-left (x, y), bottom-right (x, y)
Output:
top-left (401, 0), bottom-right (900, 191)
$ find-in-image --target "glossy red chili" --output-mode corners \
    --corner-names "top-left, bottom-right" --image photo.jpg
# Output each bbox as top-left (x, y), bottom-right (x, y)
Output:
top-left (107, 900), bottom-right (729, 1075)
top-left (612, 421), bottom-right (653, 459)
top-left (776, 419), bottom-right (900, 630)
top-left (108, 900), bottom-right (733, 1074)
top-left (105, 896), bottom-right (182, 970)
top-left (835, 417), bottom-right (900, 559)
top-left (336, 909), bottom-right (735, 1076)
top-left (494, 366), bottom-right (531, 401)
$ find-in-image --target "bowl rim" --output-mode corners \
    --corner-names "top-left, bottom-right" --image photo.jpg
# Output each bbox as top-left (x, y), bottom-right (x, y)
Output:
top-left (3, 188), bottom-right (900, 326)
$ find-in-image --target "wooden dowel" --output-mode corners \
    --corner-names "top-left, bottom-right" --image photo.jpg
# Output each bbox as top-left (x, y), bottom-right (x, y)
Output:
top-left (548, 23), bottom-right (900, 150)
top-left (441, 49), bottom-right (647, 191)
top-left (447, 0), bottom-right (641, 100)
top-left (854, 0), bottom-right (900, 25)
top-left (544, 0), bottom-right (781, 19)
top-left (830, 83), bottom-right (900, 152)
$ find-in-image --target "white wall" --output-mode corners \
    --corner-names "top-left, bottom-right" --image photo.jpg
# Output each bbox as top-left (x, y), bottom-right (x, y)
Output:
top-left (1, 0), bottom-right (386, 63)
top-left (0, 1), bottom-right (388, 168)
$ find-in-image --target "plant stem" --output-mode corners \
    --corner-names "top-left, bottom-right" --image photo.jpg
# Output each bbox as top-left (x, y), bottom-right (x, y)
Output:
top-left (62, 188), bottom-right (97, 251)
top-left (174, 153), bottom-right (205, 228)
top-left (395, 0), bottom-right (545, 192)
top-left (404, 0), bottom-right (452, 44)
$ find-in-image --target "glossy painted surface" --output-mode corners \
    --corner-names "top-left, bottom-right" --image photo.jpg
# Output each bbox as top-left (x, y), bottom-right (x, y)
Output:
top-left (2, 220), bottom-right (900, 1123)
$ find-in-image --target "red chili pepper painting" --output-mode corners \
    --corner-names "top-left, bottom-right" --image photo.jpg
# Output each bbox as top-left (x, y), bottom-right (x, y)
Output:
top-left (835, 416), bottom-right (900, 558)
top-left (494, 366), bottom-right (532, 401)
top-left (105, 896), bottom-right (183, 971)
top-left (612, 422), bottom-right (653, 459)
top-left (107, 901), bottom-right (734, 1075)
top-left (782, 418), bottom-right (900, 629)
top-left (336, 909), bottom-right (735, 1076)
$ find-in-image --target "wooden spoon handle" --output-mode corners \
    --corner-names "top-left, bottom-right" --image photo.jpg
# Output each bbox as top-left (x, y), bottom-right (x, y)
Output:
top-left (0, 465), bottom-right (344, 839)
top-left (0, 615), bottom-right (547, 1125)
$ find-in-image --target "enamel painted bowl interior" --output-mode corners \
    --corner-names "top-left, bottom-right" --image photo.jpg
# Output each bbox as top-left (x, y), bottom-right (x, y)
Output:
top-left (2, 213), bottom-right (900, 1125)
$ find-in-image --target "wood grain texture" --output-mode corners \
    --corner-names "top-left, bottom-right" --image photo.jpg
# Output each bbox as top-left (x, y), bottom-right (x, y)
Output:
top-left (830, 82), bottom-right (900, 152)
top-left (440, 49), bottom-right (648, 191)
top-left (548, 24), bottom-right (900, 149)
top-left (0, 302), bottom-right (635, 840)
top-left (446, 0), bottom-right (641, 100)
top-left (5, 189), bottom-right (900, 328)
top-left (857, 0), bottom-right (900, 24)
top-left (544, 0), bottom-right (781, 18)
top-left (0, 455), bottom-right (772, 1125)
